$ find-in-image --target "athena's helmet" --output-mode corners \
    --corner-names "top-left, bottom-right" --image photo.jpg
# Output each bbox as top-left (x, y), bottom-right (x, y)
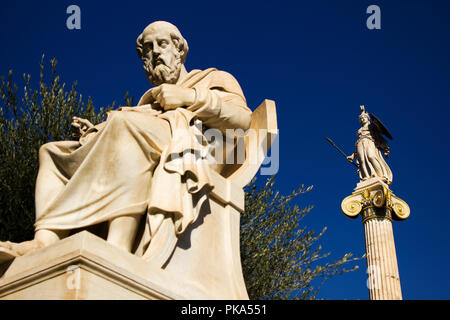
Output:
top-left (359, 105), bottom-right (370, 124)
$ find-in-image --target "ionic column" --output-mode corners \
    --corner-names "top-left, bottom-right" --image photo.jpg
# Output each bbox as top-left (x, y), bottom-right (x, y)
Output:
top-left (341, 178), bottom-right (410, 300)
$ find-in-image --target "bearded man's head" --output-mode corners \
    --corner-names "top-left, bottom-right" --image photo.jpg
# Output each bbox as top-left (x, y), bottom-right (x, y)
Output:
top-left (136, 21), bottom-right (189, 86)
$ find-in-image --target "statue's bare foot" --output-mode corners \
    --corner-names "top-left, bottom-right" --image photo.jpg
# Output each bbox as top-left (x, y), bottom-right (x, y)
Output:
top-left (0, 239), bottom-right (44, 263)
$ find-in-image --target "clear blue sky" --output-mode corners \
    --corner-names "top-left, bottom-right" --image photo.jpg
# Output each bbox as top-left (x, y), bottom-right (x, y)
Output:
top-left (1, 0), bottom-right (449, 300)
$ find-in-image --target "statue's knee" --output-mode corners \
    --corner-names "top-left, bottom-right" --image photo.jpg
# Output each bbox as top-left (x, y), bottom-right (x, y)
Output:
top-left (39, 142), bottom-right (54, 161)
top-left (107, 111), bottom-right (130, 128)
top-left (35, 229), bottom-right (68, 246)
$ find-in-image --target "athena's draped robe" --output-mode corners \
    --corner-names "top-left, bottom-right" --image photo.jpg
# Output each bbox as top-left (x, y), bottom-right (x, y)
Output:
top-left (33, 68), bottom-right (252, 260)
top-left (355, 125), bottom-right (393, 184)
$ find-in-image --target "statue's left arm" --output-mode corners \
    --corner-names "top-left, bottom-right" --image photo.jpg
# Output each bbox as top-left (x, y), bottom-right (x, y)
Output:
top-left (186, 70), bottom-right (252, 132)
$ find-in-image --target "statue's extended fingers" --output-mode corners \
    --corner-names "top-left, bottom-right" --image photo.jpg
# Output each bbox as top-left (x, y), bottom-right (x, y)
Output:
top-left (78, 118), bottom-right (93, 128)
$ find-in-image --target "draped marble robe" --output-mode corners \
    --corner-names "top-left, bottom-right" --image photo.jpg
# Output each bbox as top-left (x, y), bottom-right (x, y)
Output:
top-left (34, 68), bottom-right (251, 262)
top-left (354, 124), bottom-right (393, 184)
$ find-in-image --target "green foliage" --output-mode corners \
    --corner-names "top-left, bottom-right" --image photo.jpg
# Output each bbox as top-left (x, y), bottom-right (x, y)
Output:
top-left (0, 56), bottom-right (113, 242)
top-left (241, 176), bottom-right (360, 300)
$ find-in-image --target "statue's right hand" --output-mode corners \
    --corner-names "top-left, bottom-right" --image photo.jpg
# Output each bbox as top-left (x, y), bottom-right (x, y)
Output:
top-left (346, 155), bottom-right (354, 163)
top-left (71, 117), bottom-right (94, 139)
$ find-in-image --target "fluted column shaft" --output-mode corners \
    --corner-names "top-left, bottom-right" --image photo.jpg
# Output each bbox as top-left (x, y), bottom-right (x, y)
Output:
top-left (363, 208), bottom-right (402, 300)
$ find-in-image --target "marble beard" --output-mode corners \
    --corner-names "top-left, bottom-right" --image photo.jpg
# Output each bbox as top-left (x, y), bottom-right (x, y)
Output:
top-left (2, 21), bottom-right (252, 262)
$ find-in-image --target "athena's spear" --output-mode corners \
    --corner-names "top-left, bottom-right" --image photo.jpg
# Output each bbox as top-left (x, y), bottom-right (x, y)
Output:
top-left (324, 137), bottom-right (358, 168)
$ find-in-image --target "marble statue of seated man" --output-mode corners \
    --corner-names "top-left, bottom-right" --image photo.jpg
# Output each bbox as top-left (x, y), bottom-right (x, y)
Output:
top-left (0, 21), bottom-right (252, 261)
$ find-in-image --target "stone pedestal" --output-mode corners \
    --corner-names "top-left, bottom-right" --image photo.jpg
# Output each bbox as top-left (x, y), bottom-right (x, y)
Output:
top-left (341, 178), bottom-right (410, 300)
top-left (0, 231), bottom-right (182, 300)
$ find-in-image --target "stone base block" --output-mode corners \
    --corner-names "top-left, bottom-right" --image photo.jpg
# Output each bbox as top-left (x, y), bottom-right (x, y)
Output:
top-left (0, 231), bottom-right (182, 300)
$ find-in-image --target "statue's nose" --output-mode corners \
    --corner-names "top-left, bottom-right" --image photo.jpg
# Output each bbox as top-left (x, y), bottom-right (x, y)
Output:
top-left (152, 43), bottom-right (162, 55)
top-left (152, 51), bottom-right (161, 62)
